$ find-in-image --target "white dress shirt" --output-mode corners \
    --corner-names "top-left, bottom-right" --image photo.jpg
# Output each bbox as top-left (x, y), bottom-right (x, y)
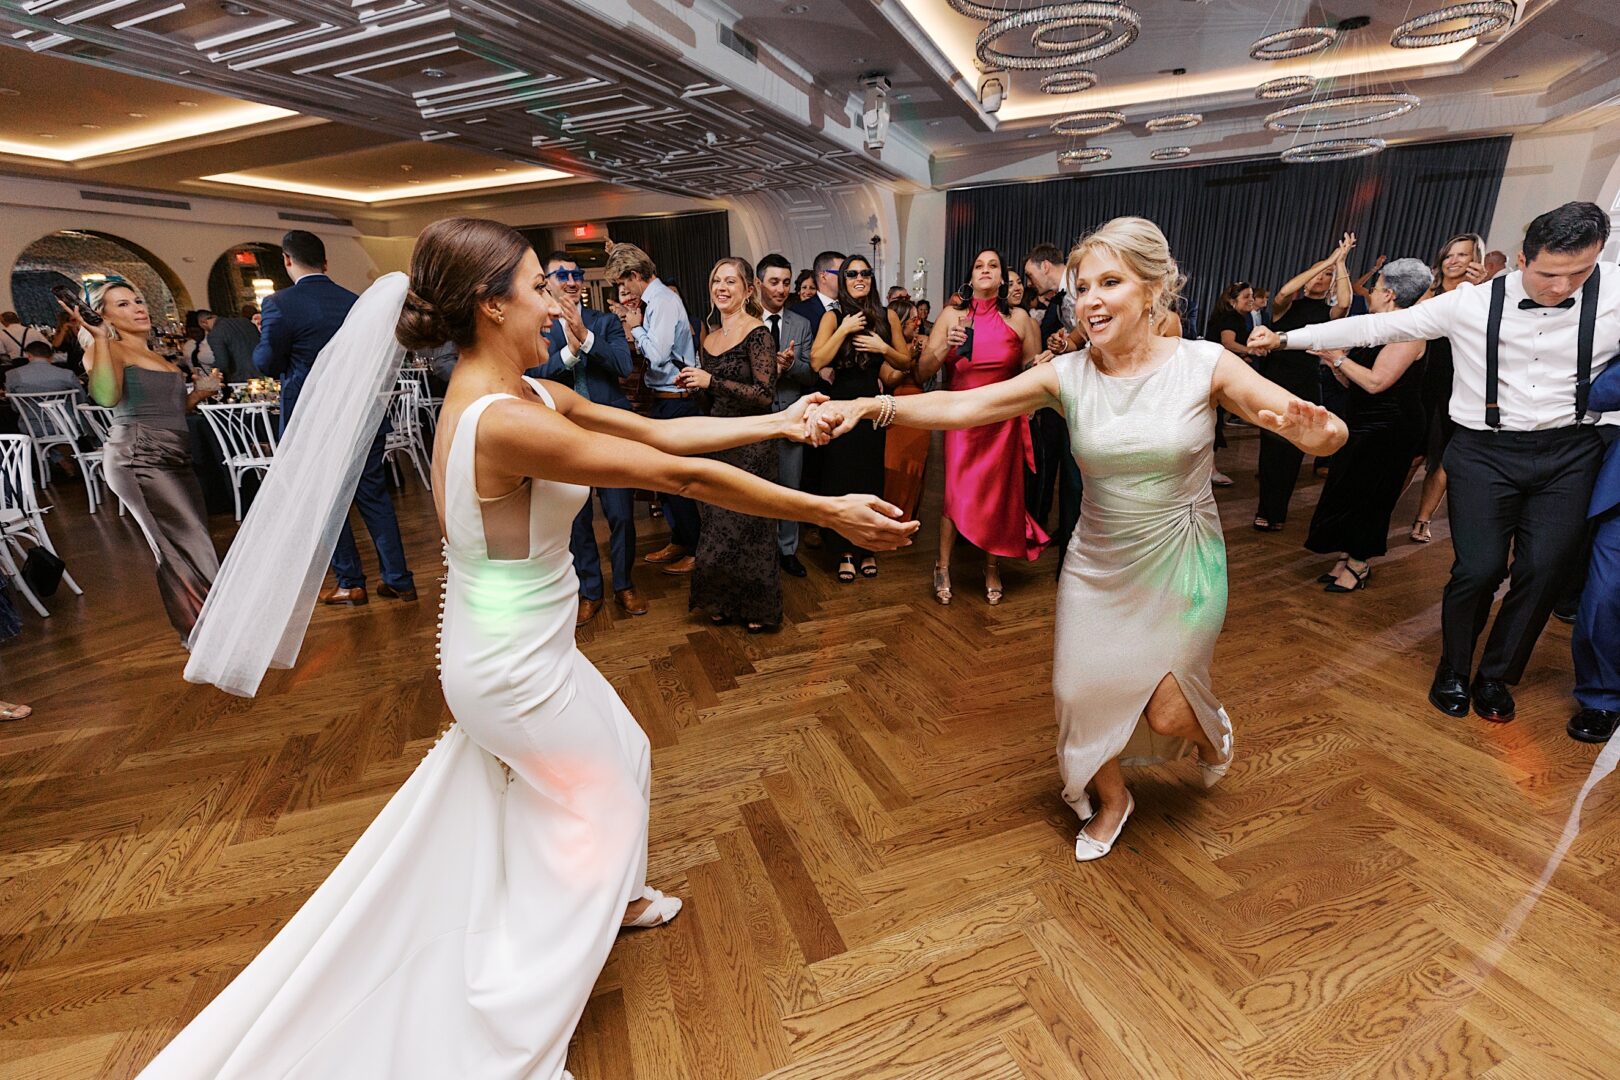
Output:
top-left (1282, 264), bottom-right (1619, 431)
top-left (0, 324), bottom-right (53, 361)
top-left (558, 303), bottom-right (592, 369)
top-left (628, 276), bottom-right (695, 392)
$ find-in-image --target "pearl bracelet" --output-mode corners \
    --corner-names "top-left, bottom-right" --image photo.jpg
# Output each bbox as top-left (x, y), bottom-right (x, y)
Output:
top-left (874, 394), bottom-right (897, 429)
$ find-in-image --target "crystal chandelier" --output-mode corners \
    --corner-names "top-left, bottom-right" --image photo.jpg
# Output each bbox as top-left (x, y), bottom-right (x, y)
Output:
top-left (1256, 75), bottom-right (1316, 100)
top-left (1281, 137), bottom-right (1386, 163)
top-left (1050, 110), bottom-right (1126, 136)
top-left (1150, 146), bottom-right (1192, 161)
top-left (1058, 147), bottom-right (1112, 165)
top-left (1145, 112), bottom-right (1202, 133)
top-left (1249, 25), bottom-right (1338, 60)
top-left (1391, 1), bottom-right (1515, 48)
top-left (1039, 68), bottom-right (1099, 94)
top-left (977, 2), bottom-right (1140, 71)
top-left (1264, 91), bottom-right (1420, 132)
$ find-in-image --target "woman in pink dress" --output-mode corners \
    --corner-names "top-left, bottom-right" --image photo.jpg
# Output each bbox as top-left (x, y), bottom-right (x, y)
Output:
top-left (921, 249), bottom-right (1048, 604)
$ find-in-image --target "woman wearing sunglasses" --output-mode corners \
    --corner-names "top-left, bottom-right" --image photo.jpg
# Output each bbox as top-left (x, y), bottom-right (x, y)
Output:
top-left (810, 255), bottom-right (915, 581)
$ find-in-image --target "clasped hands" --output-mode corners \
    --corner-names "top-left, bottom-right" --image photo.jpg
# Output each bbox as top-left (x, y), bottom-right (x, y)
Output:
top-left (780, 393), bottom-right (863, 447)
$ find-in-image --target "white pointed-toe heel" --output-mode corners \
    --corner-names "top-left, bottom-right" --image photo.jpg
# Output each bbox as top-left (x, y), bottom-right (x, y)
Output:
top-left (1074, 793), bottom-right (1134, 862)
top-left (622, 887), bottom-right (683, 930)
top-left (1198, 711), bottom-right (1234, 790)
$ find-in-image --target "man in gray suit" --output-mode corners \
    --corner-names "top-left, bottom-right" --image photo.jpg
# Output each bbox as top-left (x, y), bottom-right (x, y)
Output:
top-left (197, 309), bottom-right (263, 382)
top-left (757, 253), bottom-right (816, 577)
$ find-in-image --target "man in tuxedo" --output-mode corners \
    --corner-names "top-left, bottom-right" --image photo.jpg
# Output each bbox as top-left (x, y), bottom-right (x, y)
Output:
top-left (253, 230), bottom-right (414, 606)
top-left (757, 254), bottom-right (816, 577)
top-left (1570, 358), bottom-right (1620, 743)
top-left (527, 251), bottom-right (645, 626)
top-left (199, 309), bottom-right (263, 383)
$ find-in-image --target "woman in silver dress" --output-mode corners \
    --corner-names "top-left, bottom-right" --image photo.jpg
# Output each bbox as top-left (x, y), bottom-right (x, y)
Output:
top-left (815, 218), bottom-right (1346, 860)
top-left (64, 280), bottom-right (222, 641)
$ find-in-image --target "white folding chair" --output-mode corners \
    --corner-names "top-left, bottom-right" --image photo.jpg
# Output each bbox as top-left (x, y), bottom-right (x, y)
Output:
top-left (398, 366), bottom-right (440, 435)
top-left (197, 402), bottom-right (278, 521)
top-left (384, 384), bottom-right (431, 491)
top-left (8, 389), bottom-right (81, 489)
top-left (72, 402), bottom-right (140, 524)
top-left (0, 434), bottom-right (84, 617)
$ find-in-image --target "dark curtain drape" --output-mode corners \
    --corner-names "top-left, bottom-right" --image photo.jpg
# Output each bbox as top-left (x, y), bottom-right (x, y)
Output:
top-left (945, 136), bottom-right (1511, 335)
top-left (606, 210), bottom-right (730, 328)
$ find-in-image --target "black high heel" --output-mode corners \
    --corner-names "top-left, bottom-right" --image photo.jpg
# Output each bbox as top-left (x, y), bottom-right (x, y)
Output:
top-left (1324, 563), bottom-right (1370, 593)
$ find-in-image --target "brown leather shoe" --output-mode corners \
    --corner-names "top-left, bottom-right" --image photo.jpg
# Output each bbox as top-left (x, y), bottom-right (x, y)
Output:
top-left (644, 543), bottom-right (691, 565)
top-left (615, 587), bottom-right (649, 616)
top-left (577, 597), bottom-right (604, 626)
top-left (319, 586), bottom-right (368, 606)
top-left (661, 556), bottom-right (696, 576)
top-left (377, 582), bottom-right (417, 602)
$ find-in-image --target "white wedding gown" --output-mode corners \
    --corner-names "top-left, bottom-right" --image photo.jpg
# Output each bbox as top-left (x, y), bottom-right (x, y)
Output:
top-left (141, 378), bottom-right (652, 1079)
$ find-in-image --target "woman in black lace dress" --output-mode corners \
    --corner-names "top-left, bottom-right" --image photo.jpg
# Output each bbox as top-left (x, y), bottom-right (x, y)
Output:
top-left (676, 257), bottom-right (782, 631)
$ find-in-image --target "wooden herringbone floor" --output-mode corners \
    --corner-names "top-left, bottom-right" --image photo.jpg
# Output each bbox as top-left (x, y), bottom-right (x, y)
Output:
top-left (3, 428), bottom-right (1619, 1079)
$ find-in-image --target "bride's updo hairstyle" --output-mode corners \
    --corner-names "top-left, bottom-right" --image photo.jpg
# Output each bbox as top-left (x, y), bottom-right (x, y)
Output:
top-left (397, 217), bottom-right (531, 350)
top-left (1067, 216), bottom-right (1185, 322)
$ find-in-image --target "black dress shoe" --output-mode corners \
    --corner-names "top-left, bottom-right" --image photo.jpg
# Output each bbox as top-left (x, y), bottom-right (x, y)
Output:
top-left (1552, 601), bottom-right (1580, 625)
top-left (1428, 662), bottom-right (1470, 718)
top-left (1471, 677), bottom-right (1516, 723)
top-left (1568, 708), bottom-right (1620, 744)
top-left (779, 553), bottom-right (807, 578)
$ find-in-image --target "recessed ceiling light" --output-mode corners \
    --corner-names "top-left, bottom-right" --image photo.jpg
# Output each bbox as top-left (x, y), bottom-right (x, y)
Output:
top-left (421, 68), bottom-right (449, 79)
top-left (928, 120), bottom-right (942, 127)
top-left (494, 167), bottom-right (507, 172)
top-left (219, 1), bottom-right (254, 15)
top-left (0, 88), bottom-right (18, 96)
top-left (80, 123), bottom-right (101, 130)
top-left (368, 184), bottom-right (381, 189)
top-left (1503, 73), bottom-right (1520, 80)
top-left (36, 133), bottom-right (56, 139)
top-left (784, 3), bottom-right (809, 11)
top-left (177, 100), bottom-right (199, 107)
top-left (407, 179), bottom-right (421, 184)
top-left (852, 57), bottom-right (866, 64)
top-left (451, 173), bottom-right (463, 178)
top-left (126, 111), bottom-right (146, 118)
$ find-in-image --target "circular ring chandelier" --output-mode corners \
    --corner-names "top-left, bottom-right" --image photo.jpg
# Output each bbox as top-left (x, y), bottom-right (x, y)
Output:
top-left (1031, 18), bottom-right (1113, 53)
top-left (977, 2), bottom-right (1140, 71)
top-left (1150, 146), bottom-right (1192, 161)
top-left (1249, 25), bottom-right (1338, 60)
top-left (1058, 147), bottom-right (1112, 165)
top-left (1281, 137), bottom-right (1386, 163)
top-left (945, 0), bottom-right (1019, 18)
top-left (1039, 67), bottom-right (1099, 94)
top-left (1391, 1), bottom-right (1515, 48)
top-left (1050, 109), bottom-right (1126, 136)
top-left (1264, 91), bottom-right (1420, 132)
top-left (1257, 75), bottom-right (1316, 100)
top-left (1145, 111), bottom-right (1202, 132)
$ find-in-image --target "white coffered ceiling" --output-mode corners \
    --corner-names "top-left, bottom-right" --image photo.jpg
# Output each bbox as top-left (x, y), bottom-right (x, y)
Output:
top-left (0, 0), bottom-right (1616, 204)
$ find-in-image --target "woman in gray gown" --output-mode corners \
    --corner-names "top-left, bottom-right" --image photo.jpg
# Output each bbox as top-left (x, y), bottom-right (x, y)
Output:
top-left (814, 218), bottom-right (1346, 860)
top-left (63, 280), bottom-right (221, 641)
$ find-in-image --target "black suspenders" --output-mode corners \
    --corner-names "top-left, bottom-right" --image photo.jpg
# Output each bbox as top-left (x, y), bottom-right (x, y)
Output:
top-left (1482, 266), bottom-right (1601, 429)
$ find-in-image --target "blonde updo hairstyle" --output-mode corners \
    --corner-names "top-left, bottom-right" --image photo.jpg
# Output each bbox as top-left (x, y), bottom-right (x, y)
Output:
top-left (396, 217), bottom-right (532, 351)
top-left (79, 279), bottom-right (145, 348)
top-left (1066, 216), bottom-right (1184, 325)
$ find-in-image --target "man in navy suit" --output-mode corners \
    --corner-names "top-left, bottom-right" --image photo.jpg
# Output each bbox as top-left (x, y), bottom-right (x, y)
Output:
top-left (527, 251), bottom-right (645, 626)
top-left (253, 230), bottom-right (414, 606)
top-left (1570, 360), bottom-right (1620, 742)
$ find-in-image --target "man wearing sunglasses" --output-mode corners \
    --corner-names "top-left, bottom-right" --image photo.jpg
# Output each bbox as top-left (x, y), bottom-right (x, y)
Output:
top-left (527, 251), bottom-right (646, 625)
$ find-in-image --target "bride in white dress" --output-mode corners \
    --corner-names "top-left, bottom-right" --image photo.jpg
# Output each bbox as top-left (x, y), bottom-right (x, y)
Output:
top-left (156, 218), bottom-right (917, 1079)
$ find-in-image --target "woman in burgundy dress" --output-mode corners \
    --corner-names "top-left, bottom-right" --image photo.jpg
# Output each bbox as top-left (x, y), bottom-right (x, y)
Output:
top-left (921, 249), bottom-right (1047, 605)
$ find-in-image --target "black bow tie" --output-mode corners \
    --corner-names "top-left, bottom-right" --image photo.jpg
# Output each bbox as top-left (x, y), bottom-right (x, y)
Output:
top-left (1519, 296), bottom-right (1575, 311)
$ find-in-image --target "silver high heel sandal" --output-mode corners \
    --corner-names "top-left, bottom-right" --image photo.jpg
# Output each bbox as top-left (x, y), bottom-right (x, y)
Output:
top-left (933, 564), bottom-right (952, 605)
top-left (1198, 711), bottom-right (1234, 789)
top-left (1074, 793), bottom-right (1134, 862)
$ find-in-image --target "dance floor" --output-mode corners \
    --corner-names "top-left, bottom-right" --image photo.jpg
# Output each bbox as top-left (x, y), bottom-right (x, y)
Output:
top-left (4, 428), bottom-right (1618, 1079)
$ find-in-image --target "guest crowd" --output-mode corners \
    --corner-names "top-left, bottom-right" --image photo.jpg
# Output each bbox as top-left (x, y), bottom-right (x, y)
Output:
top-left (5, 203), bottom-right (1617, 751)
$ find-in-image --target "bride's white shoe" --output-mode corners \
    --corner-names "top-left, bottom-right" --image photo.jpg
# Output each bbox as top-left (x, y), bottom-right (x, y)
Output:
top-left (1074, 793), bottom-right (1134, 862)
top-left (1198, 711), bottom-right (1234, 789)
top-left (622, 887), bottom-right (683, 930)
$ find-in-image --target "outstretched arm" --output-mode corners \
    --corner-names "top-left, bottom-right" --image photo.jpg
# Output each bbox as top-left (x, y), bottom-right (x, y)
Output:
top-left (1248, 285), bottom-right (1462, 355)
top-left (480, 398), bottom-right (919, 552)
top-left (542, 377), bottom-right (819, 454)
top-left (1312, 339), bottom-right (1425, 395)
top-left (1212, 351), bottom-right (1346, 456)
top-left (819, 361), bottom-right (1060, 435)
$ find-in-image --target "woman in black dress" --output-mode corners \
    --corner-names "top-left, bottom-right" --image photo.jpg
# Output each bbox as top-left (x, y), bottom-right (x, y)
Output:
top-left (675, 257), bottom-right (781, 631)
top-left (1253, 234), bottom-right (1356, 530)
top-left (1204, 281), bottom-right (1258, 487)
top-left (1410, 232), bottom-right (1486, 543)
top-left (1304, 258), bottom-right (1433, 591)
top-left (810, 255), bottom-right (913, 582)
